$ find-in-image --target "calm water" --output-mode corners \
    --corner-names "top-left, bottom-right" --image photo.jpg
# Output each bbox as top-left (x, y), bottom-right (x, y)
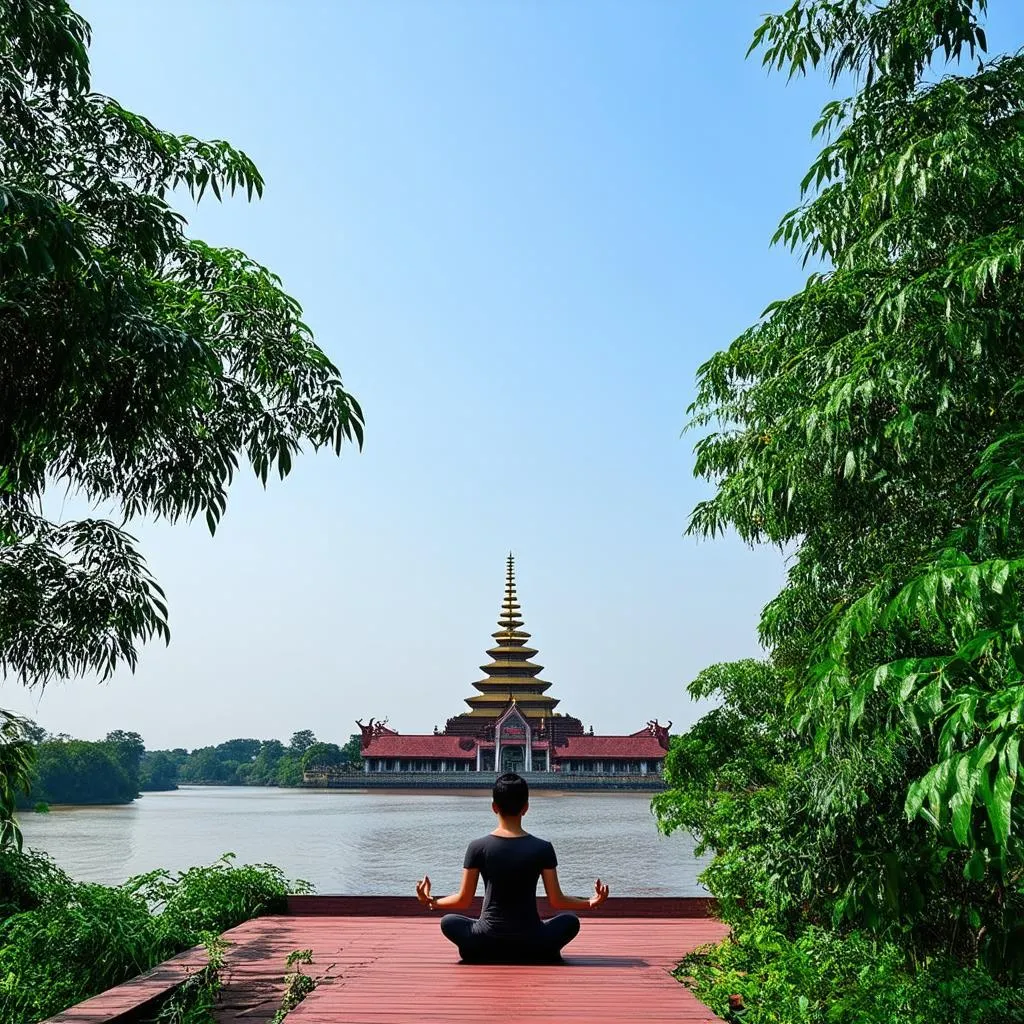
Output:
top-left (17, 786), bottom-right (707, 897)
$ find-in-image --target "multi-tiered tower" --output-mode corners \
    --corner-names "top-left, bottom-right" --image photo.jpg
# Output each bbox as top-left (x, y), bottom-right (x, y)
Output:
top-left (444, 555), bottom-right (584, 742)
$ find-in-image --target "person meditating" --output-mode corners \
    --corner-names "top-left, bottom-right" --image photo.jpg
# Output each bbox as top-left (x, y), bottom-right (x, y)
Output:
top-left (414, 772), bottom-right (610, 963)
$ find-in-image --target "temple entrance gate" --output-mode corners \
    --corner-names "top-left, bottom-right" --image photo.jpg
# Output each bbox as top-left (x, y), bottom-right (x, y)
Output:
top-left (500, 745), bottom-right (525, 773)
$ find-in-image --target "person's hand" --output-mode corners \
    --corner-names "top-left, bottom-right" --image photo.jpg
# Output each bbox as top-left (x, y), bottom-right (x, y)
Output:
top-left (589, 878), bottom-right (610, 908)
top-left (415, 875), bottom-right (433, 907)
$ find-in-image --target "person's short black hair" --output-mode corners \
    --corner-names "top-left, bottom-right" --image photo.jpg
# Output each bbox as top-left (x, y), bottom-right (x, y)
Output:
top-left (493, 772), bottom-right (529, 815)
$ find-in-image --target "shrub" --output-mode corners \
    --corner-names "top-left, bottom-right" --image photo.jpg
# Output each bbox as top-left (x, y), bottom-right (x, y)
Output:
top-left (679, 919), bottom-right (1024, 1024)
top-left (0, 849), bottom-right (72, 920)
top-left (0, 852), bottom-right (311, 1024)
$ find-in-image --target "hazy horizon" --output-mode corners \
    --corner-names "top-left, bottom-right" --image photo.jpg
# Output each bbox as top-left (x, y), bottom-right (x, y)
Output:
top-left (7, 1), bottom-right (1022, 751)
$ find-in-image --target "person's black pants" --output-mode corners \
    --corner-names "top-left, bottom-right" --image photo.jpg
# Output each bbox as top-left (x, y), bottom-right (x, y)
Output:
top-left (439, 913), bottom-right (580, 963)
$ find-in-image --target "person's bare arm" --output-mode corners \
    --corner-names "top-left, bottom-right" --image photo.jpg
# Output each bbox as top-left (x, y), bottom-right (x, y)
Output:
top-left (415, 870), bottom-right (479, 912)
top-left (541, 868), bottom-right (609, 912)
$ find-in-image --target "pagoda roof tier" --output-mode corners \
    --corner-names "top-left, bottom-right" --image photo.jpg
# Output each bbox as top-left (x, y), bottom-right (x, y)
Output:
top-left (486, 643), bottom-right (538, 658)
top-left (483, 644), bottom-right (540, 656)
top-left (472, 678), bottom-right (554, 693)
top-left (479, 659), bottom-right (545, 674)
top-left (491, 628), bottom-right (532, 641)
top-left (465, 694), bottom-right (560, 711)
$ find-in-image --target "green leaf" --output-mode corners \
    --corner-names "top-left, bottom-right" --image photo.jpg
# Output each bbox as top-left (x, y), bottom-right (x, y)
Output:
top-left (964, 850), bottom-right (986, 881)
top-left (950, 756), bottom-right (973, 845)
top-left (987, 745), bottom-right (1018, 847)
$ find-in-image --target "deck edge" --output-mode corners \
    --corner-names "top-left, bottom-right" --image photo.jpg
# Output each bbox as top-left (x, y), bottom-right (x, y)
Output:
top-left (285, 894), bottom-right (718, 917)
top-left (41, 947), bottom-right (205, 1024)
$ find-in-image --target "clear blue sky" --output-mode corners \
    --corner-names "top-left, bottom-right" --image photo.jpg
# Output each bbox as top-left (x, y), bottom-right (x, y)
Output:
top-left (6, 1), bottom-right (1024, 749)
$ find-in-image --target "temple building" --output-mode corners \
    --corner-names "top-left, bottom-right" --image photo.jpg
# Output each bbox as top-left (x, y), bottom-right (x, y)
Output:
top-left (357, 555), bottom-right (670, 777)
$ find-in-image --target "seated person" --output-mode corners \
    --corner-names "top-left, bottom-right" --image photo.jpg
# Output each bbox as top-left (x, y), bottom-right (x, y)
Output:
top-left (415, 772), bottom-right (610, 963)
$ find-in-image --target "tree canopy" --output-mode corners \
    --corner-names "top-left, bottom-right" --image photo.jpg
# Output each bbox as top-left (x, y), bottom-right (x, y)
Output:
top-left (662, 0), bottom-right (1024, 985)
top-left (0, 0), bottom-right (363, 691)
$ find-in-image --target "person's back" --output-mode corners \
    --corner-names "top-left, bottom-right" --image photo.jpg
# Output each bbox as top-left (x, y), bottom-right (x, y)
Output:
top-left (465, 832), bottom-right (555, 935)
top-left (415, 772), bottom-right (610, 963)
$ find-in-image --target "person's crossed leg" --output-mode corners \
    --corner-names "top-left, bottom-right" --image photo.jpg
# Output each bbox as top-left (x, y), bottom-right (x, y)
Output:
top-left (440, 911), bottom-right (581, 963)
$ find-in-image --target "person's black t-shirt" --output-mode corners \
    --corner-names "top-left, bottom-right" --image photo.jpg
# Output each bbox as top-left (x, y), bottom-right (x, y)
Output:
top-left (463, 833), bottom-right (557, 935)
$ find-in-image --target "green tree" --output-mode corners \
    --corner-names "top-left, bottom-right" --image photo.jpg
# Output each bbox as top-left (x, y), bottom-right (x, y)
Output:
top-left (674, 0), bottom-right (1024, 976)
top-left (29, 739), bottom-right (133, 805)
top-left (103, 730), bottom-right (144, 795)
top-left (214, 738), bottom-right (261, 765)
top-left (341, 734), bottom-right (363, 769)
top-left (0, 713), bottom-right (35, 848)
top-left (18, 720), bottom-right (46, 745)
top-left (301, 742), bottom-right (344, 772)
top-left (654, 661), bottom-right (791, 920)
top-left (178, 747), bottom-right (236, 786)
top-left (250, 740), bottom-right (286, 786)
top-left (0, 0), bottom-right (362, 692)
top-left (275, 754), bottom-right (303, 788)
top-left (139, 751), bottom-right (179, 792)
top-left (288, 730), bottom-right (317, 756)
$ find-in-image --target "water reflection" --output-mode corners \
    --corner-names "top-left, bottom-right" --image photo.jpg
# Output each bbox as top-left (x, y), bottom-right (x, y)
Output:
top-left (18, 787), bottom-right (708, 896)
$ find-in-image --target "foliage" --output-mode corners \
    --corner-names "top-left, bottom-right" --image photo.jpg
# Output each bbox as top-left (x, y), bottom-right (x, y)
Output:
top-left (270, 949), bottom-right (317, 1024)
top-left (667, 0), bottom-right (1024, 982)
top-left (657, 660), bottom-right (956, 945)
top-left (144, 934), bottom-right (226, 1024)
top-left (0, 711), bottom-right (36, 850)
top-left (288, 731), bottom-right (316, 756)
top-left (139, 854), bottom-right (312, 940)
top-left (140, 750), bottom-right (183, 792)
top-left (250, 739), bottom-right (287, 785)
top-left (0, 849), bottom-right (71, 921)
top-left (26, 737), bottom-right (136, 805)
top-left (654, 661), bottom-right (796, 926)
top-left (105, 729), bottom-right (145, 783)
top-left (0, 0), bottom-right (361, 850)
top-left (0, 0), bottom-right (362, 691)
top-left (150, 730), bottom-right (365, 788)
top-left (274, 754), bottom-right (303, 788)
top-left (178, 745), bottom-right (245, 786)
top-left (0, 851), bottom-right (311, 1024)
top-left (166, 731), bottom-right (343, 787)
top-left (678, 918), bottom-right (1024, 1024)
top-left (341, 734), bottom-right (363, 767)
top-left (301, 742), bottom-right (344, 772)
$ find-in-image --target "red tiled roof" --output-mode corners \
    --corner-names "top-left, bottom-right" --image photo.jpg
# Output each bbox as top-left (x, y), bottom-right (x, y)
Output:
top-left (362, 735), bottom-right (478, 759)
top-left (552, 735), bottom-right (666, 759)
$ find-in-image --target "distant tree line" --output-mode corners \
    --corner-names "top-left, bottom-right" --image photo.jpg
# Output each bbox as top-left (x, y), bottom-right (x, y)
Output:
top-left (15, 725), bottom-right (362, 806)
top-left (16, 728), bottom-right (145, 807)
top-left (141, 731), bottom-right (363, 791)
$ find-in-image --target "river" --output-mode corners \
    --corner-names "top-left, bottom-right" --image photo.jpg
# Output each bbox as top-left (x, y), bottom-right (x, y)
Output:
top-left (17, 786), bottom-right (708, 897)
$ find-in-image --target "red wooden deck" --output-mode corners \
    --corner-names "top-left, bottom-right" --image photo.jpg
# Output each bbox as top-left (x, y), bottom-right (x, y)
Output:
top-left (214, 915), bottom-right (727, 1023)
top-left (46, 900), bottom-right (728, 1024)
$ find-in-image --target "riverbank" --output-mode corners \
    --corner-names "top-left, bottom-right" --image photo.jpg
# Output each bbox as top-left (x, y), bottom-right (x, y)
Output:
top-left (301, 771), bottom-right (665, 791)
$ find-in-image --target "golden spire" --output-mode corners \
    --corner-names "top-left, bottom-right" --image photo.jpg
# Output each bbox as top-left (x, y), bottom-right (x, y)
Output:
top-left (498, 551), bottom-right (524, 633)
top-left (462, 553), bottom-right (559, 718)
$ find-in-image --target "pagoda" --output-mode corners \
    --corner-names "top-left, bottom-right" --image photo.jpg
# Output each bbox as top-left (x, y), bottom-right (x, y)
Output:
top-left (463, 553), bottom-right (559, 719)
top-left (347, 553), bottom-right (672, 782)
top-left (443, 554), bottom-right (585, 746)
